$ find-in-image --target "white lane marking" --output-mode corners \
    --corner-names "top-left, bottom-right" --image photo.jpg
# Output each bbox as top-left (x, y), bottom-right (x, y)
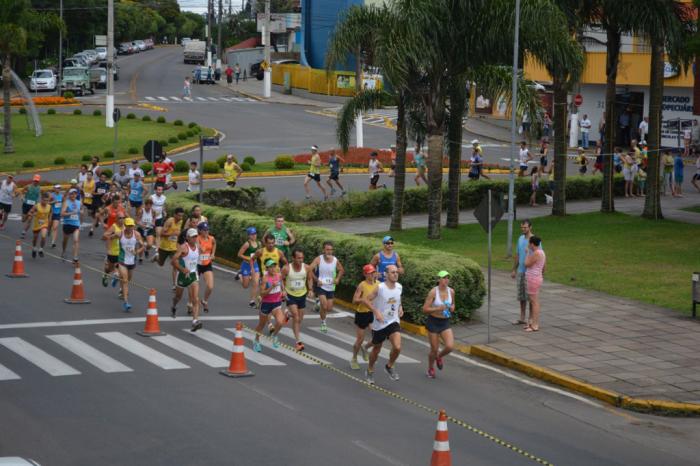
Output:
top-left (227, 328), bottom-right (326, 366)
top-left (219, 97), bottom-right (232, 102)
top-left (232, 97), bottom-right (244, 102)
top-left (145, 96), bottom-right (156, 101)
top-left (169, 96), bottom-right (182, 101)
top-left (0, 362), bottom-right (21, 381)
top-left (207, 97), bottom-right (219, 101)
top-left (352, 440), bottom-right (407, 466)
top-left (151, 334), bottom-right (229, 368)
top-left (196, 97), bottom-right (207, 101)
top-left (46, 334), bottom-right (132, 373)
top-left (97, 332), bottom-right (189, 370)
top-left (0, 337), bottom-right (80, 376)
top-left (0, 315), bottom-right (264, 330)
top-left (157, 96), bottom-right (169, 101)
top-left (311, 327), bottom-right (420, 364)
top-left (188, 329), bottom-right (285, 366)
top-left (278, 328), bottom-right (355, 362)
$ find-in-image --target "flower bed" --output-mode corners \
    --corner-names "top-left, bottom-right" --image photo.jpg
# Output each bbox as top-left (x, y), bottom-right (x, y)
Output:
top-left (0, 96), bottom-right (78, 106)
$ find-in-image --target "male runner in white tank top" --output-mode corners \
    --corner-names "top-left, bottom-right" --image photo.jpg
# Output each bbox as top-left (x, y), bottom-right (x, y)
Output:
top-left (308, 241), bottom-right (344, 333)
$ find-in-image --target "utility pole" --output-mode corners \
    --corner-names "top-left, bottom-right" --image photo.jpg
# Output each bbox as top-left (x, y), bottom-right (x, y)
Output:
top-left (217, 0), bottom-right (223, 67)
top-left (57, 0), bottom-right (63, 95)
top-left (263, 0), bottom-right (271, 98)
top-left (505, 0), bottom-right (521, 257)
top-left (106, 0), bottom-right (115, 128)
top-left (207, 0), bottom-right (213, 67)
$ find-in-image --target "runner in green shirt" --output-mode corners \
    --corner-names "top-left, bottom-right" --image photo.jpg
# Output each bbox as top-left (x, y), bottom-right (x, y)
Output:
top-left (265, 215), bottom-right (295, 258)
top-left (21, 174), bottom-right (42, 239)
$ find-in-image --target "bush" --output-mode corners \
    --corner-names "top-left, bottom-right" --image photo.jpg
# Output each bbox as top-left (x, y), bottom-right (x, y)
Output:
top-left (47, 108), bottom-right (56, 115)
top-left (81, 154), bottom-right (92, 162)
top-left (186, 130), bottom-right (194, 137)
top-left (167, 193), bottom-right (484, 322)
top-left (54, 157), bottom-right (66, 165)
top-left (160, 140), bottom-right (169, 147)
top-left (217, 155), bottom-right (236, 167)
top-left (202, 187), bottom-right (266, 211)
top-left (63, 91), bottom-right (75, 99)
top-left (177, 132), bottom-right (187, 140)
top-left (103, 150), bottom-right (114, 158)
top-left (168, 136), bottom-right (178, 144)
top-left (18, 108), bottom-right (27, 114)
top-left (142, 115), bottom-right (151, 121)
top-left (93, 109), bottom-right (102, 116)
top-left (202, 161), bottom-right (220, 174)
top-left (191, 126), bottom-right (201, 134)
top-left (240, 162), bottom-right (252, 172)
top-left (73, 109), bottom-right (82, 115)
top-left (243, 156), bottom-right (256, 166)
top-left (101, 169), bottom-right (113, 179)
top-left (274, 155), bottom-right (294, 169)
top-left (173, 119), bottom-right (184, 126)
top-left (157, 116), bottom-right (166, 123)
top-left (128, 147), bottom-right (138, 154)
top-left (188, 122), bottom-right (197, 128)
top-left (22, 160), bottom-right (35, 168)
top-left (140, 162), bottom-right (152, 175)
top-left (174, 160), bottom-right (190, 172)
top-left (126, 113), bottom-right (136, 119)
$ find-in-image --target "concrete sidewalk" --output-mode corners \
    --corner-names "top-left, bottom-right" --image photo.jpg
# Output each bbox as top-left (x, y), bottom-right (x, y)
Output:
top-left (216, 76), bottom-right (341, 108)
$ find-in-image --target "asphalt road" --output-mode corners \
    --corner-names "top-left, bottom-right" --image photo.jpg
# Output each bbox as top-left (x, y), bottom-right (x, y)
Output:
top-left (1, 205), bottom-right (700, 465)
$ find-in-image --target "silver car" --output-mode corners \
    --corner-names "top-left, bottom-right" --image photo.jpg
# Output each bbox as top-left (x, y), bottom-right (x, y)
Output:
top-left (29, 69), bottom-right (57, 92)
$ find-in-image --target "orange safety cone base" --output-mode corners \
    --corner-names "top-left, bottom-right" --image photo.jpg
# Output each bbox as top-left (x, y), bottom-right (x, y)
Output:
top-left (6, 272), bottom-right (28, 278)
top-left (137, 330), bottom-right (166, 337)
top-left (64, 297), bottom-right (91, 304)
top-left (220, 368), bottom-right (254, 378)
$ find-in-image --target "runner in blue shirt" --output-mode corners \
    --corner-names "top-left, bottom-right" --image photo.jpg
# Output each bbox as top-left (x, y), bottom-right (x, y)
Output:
top-left (325, 150), bottom-right (346, 196)
top-left (60, 188), bottom-right (82, 262)
top-left (127, 172), bottom-right (148, 215)
top-left (49, 184), bottom-right (64, 249)
top-left (370, 235), bottom-right (404, 282)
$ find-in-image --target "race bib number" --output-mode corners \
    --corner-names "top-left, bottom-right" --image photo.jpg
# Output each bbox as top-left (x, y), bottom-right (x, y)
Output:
top-left (199, 253), bottom-right (210, 263)
top-left (321, 277), bottom-right (334, 286)
top-left (125, 246), bottom-right (135, 254)
top-left (186, 259), bottom-right (198, 270)
top-left (386, 304), bottom-right (396, 319)
top-left (25, 199), bottom-right (36, 205)
top-left (291, 279), bottom-right (304, 290)
top-left (38, 219), bottom-right (46, 225)
top-left (69, 214), bottom-right (79, 221)
top-left (275, 237), bottom-right (284, 246)
top-left (168, 235), bottom-right (177, 242)
top-left (85, 193), bottom-right (92, 199)
top-left (269, 283), bottom-right (281, 294)
top-left (97, 188), bottom-right (106, 194)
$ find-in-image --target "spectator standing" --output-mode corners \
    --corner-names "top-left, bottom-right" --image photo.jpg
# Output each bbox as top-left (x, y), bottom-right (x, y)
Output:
top-left (598, 115), bottom-right (606, 146)
top-left (684, 124), bottom-right (693, 157)
top-left (225, 65), bottom-right (233, 87)
top-left (619, 108), bottom-right (631, 147)
top-left (542, 112), bottom-right (552, 140)
top-left (691, 152), bottom-right (700, 193)
top-left (413, 145), bottom-right (428, 185)
top-left (511, 220), bottom-right (538, 327)
top-left (234, 63), bottom-right (241, 84)
top-left (579, 114), bottom-right (592, 149)
top-left (613, 147), bottom-right (623, 174)
top-left (674, 151), bottom-right (685, 197)
top-left (638, 116), bottom-right (648, 142)
top-left (662, 149), bottom-right (675, 195)
top-left (592, 140), bottom-right (603, 175)
top-left (529, 167), bottom-right (539, 207)
top-left (518, 141), bottom-right (531, 177)
top-left (537, 140), bottom-right (549, 175)
top-left (187, 161), bottom-right (200, 192)
top-left (524, 236), bottom-right (546, 332)
top-left (622, 150), bottom-right (635, 197)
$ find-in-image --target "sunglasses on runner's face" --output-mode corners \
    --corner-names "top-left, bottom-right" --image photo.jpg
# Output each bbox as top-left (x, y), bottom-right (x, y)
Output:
top-left (385, 241), bottom-right (394, 245)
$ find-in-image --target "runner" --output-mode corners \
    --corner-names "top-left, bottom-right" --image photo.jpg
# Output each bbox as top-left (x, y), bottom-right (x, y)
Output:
top-left (90, 173), bottom-right (110, 236)
top-left (309, 241), bottom-right (345, 333)
top-left (254, 233), bottom-right (288, 277)
top-left (368, 151), bottom-right (385, 190)
top-left (49, 184), bottom-right (63, 248)
top-left (518, 141), bottom-right (531, 177)
top-left (81, 171), bottom-right (96, 233)
top-left (264, 215), bottom-right (295, 259)
top-left (102, 193), bottom-right (126, 230)
top-left (304, 145), bottom-right (328, 200)
top-left (162, 152), bottom-right (177, 190)
top-left (196, 222), bottom-right (216, 313)
top-left (117, 217), bottom-right (144, 312)
top-left (370, 235), bottom-right (404, 282)
top-left (253, 258), bottom-right (286, 352)
top-left (413, 145), bottom-right (428, 186)
top-left (281, 248), bottom-right (313, 351)
top-left (60, 188), bottom-right (82, 262)
top-left (223, 154), bottom-right (242, 188)
top-left (470, 140), bottom-right (490, 180)
top-left (20, 174), bottom-right (42, 239)
top-left (127, 172), bottom-right (148, 216)
top-left (350, 264), bottom-right (378, 370)
top-left (136, 198), bottom-right (156, 261)
top-left (364, 264), bottom-right (403, 384)
top-left (422, 271), bottom-right (455, 379)
top-left (0, 174), bottom-right (17, 230)
top-left (77, 164), bottom-right (89, 187)
top-left (112, 164), bottom-right (131, 191)
top-left (128, 159), bottom-right (145, 180)
top-left (102, 213), bottom-right (125, 288)
top-left (189, 205), bottom-right (208, 226)
top-left (88, 156), bottom-right (102, 177)
top-left (150, 185), bottom-right (167, 253)
top-left (29, 192), bottom-right (51, 258)
top-left (158, 207), bottom-right (185, 289)
top-left (152, 155), bottom-right (177, 191)
top-left (325, 150), bottom-right (346, 196)
top-left (389, 144), bottom-right (396, 178)
top-left (187, 161), bottom-right (201, 192)
top-left (236, 227), bottom-right (261, 307)
top-left (171, 228), bottom-right (202, 331)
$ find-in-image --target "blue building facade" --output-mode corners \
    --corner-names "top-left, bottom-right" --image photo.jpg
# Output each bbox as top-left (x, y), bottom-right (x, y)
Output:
top-left (300, 0), bottom-right (363, 69)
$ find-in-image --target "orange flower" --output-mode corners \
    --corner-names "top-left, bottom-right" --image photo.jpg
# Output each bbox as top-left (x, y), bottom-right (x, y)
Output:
top-left (0, 96), bottom-right (78, 106)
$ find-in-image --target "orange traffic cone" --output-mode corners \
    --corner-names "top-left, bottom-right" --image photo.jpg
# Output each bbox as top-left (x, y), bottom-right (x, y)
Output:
top-left (430, 409), bottom-right (452, 466)
top-left (6, 240), bottom-right (28, 278)
top-left (220, 322), bottom-right (254, 378)
top-left (64, 261), bottom-right (90, 304)
top-left (137, 289), bottom-right (165, 336)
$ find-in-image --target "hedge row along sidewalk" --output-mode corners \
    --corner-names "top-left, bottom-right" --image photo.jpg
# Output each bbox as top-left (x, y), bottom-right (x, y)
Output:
top-left (167, 192), bottom-right (485, 323)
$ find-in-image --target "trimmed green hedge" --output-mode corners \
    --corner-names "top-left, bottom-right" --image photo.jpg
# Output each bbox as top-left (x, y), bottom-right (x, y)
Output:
top-left (167, 193), bottom-right (485, 323)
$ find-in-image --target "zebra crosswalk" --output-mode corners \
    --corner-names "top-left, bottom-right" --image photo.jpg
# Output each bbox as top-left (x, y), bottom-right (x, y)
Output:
top-left (0, 326), bottom-right (420, 382)
top-left (142, 96), bottom-right (259, 103)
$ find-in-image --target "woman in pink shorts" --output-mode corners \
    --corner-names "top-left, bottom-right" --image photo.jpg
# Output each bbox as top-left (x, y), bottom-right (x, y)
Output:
top-left (524, 236), bottom-right (546, 332)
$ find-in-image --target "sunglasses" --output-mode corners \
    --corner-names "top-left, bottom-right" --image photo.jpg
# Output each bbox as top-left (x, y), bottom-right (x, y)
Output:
top-left (384, 241), bottom-right (394, 245)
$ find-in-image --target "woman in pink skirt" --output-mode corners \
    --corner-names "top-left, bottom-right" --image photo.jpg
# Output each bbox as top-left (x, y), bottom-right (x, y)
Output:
top-left (524, 236), bottom-right (545, 332)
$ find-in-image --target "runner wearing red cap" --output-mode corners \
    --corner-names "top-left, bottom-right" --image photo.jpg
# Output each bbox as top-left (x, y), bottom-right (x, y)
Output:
top-left (350, 264), bottom-right (378, 370)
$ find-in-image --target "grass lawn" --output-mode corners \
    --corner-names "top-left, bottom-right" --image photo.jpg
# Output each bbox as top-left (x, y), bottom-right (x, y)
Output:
top-left (681, 205), bottom-right (700, 214)
top-left (2, 113), bottom-right (212, 172)
top-left (374, 212), bottom-right (699, 314)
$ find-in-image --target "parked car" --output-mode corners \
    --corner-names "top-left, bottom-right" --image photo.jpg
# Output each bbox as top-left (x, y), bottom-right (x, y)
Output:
top-left (143, 38), bottom-right (154, 49)
top-left (0, 457), bottom-right (41, 465)
top-left (250, 61), bottom-right (264, 80)
top-left (29, 69), bottom-right (57, 92)
top-left (118, 42), bottom-right (132, 55)
top-left (191, 66), bottom-right (216, 84)
top-left (134, 40), bottom-right (146, 52)
top-left (72, 53), bottom-right (92, 66)
top-left (90, 67), bottom-right (107, 89)
top-left (82, 49), bottom-right (99, 63)
top-left (60, 66), bottom-right (94, 96)
top-left (64, 57), bottom-right (86, 68)
top-left (96, 60), bottom-right (119, 81)
top-left (181, 37), bottom-right (191, 46)
top-left (95, 47), bottom-right (107, 60)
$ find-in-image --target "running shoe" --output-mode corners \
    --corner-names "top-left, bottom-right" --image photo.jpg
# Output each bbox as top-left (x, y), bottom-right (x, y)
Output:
top-left (138, 257), bottom-right (143, 264)
top-left (365, 369), bottom-right (375, 385)
top-left (31, 250), bottom-right (36, 259)
top-left (51, 243), bottom-right (56, 249)
top-left (272, 336), bottom-right (280, 349)
top-left (88, 230), bottom-right (93, 237)
top-left (360, 345), bottom-right (368, 362)
top-left (320, 321), bottom-right (328, 333)
top-left (436, 357), bottom-right (444, 370)
top-left (118, 290), bottom-right (124, 300)
top-left (73, 257), bottom-right (79, 263)
top-left (248, 299), bottom-right (256, 308)
top-left (268, 322), bottom-right (275, 335)
top-left (190, 320), bottom-right (203, 332)
top-left (171, 306), bottom-right (177, 318)
top-left (295, 342), bottom-right (305, 352)
top-left (201, 300), bottom-right (209, 313)
top-left (234, 272), bottom-right (241, 281)
top-left (253, 341), bottom-right (262, 352)
top-left (330, 187), bottom-right (336, 195)
top-left (111, 274), bottom-right (119, 287)
top-left (350, 358), bottom-right (360, 370)
top-left (102, 274), bottom-right (108, 287)
top-left (144, 249), bottom-right (149, 259)
top-left (384, 364), bottom-right (399, 381)
top-left (38, 250), bottom-right (44, 258)
top-left (151, 253), bottom-right (159, 263)
top-left (427, 368), bottom-right (436, 379)
top-left (123, 302), bottom-right (132, 312)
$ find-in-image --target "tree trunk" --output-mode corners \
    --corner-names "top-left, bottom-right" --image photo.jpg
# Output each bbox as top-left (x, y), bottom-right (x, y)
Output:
top-left (642, 36), bottom-right (664, 220)
top-left (551, 77), bottom-right (568, 216)
top-left (446, 80), bottom-right (466, 228)
top-left (601, 27), bottom-right (620, 213)
top-left (390, 91), bottom-right (407, 231)
top-left (2, 55), bottom-right (14, 154)
top-left (426, 132), bottom-right (444, 239)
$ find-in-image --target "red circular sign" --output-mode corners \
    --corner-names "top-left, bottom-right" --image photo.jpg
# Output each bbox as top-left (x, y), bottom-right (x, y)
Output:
top-left (574, 94), bottom-right (583, 106)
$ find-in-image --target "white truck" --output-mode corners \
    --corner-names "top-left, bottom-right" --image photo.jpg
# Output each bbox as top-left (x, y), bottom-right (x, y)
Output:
top-left (183, 40), bottom-right (206, 65)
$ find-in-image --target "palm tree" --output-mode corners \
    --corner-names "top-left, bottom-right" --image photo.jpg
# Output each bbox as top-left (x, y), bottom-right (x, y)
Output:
top-left (0, 0), bottom-right (61, 153)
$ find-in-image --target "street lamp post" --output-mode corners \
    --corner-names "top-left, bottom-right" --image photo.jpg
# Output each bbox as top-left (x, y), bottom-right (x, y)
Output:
top-left (506, 0), bottom-right (521, 258)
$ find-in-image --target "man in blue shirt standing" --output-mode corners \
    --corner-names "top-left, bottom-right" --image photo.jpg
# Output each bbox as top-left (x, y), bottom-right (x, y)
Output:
top-left (673, 150), bottom-right (685, 197)
top-left (511, 219), bottom-right (542, 326)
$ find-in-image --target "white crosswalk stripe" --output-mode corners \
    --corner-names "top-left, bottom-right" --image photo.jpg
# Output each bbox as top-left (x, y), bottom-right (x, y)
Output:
top-left (188, 329), bottom-right (285, 366)
top-left (312, 327), bottom-right (420, 364)
top-left (196, 97), bottom-right (207, 101)
top-left (206, 97), bottom-right (219, 101)
top-left (97, 332), bottom-right (190, 370)
top-left (169, 96), bottom-right (182, 101)
top-left (0, 337), bottom-right (81, 376)
top-left (228, 328), bottom-right (326, 366)
top-left (0, 362), bottom-right (21, 381)
top-left (157, 96), bottom-right (169, 101)
top-left (145, 96), bottom-right (156, 101)
top-left (151, 334), bottom-right (229, 368)
top-left (47, 334), bottom-right (132, 373)
top-left (142, 95), bottom-right (258, 103)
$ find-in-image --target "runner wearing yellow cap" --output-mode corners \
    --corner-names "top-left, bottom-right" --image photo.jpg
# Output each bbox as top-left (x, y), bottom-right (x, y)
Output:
top-left (118, 217), bottom-right (145, 312)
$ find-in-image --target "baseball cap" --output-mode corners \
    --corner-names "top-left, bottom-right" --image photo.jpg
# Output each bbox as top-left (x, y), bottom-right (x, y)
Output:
top-left (437, 270), bottom-right (450, 278)
top-left (264, 258), bottom-right (277, 267)
top-left (362, 264), bottom-right (376, 275)
top-left (32, 174), bottom-right (41, 182)
top-left (310, 145), bottom-right (319, 151)
top-left (68, 188), bottom-right (78, 194)
top-left (124, 218), bottom-right (135, 226)
top-left (471, 139), bottom-right (479, 145)
top-left (382, 235), bottom-right (394, 244)
top-left (70, 178), bottom-right (78, 184)
top-left (370, 151), bottom-right (378, 157)
top-left (197, 222), bottom-right (209, 230)
top-left (186, 228), bottom-right (198, 237)
top-left (54, 184), bottom-right (61, 189)
top-left (246, 226), bottom-right (257, 235)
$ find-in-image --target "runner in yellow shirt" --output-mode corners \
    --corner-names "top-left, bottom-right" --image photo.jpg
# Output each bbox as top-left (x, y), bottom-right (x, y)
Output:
top-left (350, 264), bottom-right (379, 369)
top-left (281, 248), bottom-right (314, 351)
top-left (30, 193), bottom-right (52, 258)
top-left (303, 145), bottom-right (328, 200)
top-left (223, 154), bottom-right (243, 187)
top-left (158, 207), bottom-right (185, 289)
